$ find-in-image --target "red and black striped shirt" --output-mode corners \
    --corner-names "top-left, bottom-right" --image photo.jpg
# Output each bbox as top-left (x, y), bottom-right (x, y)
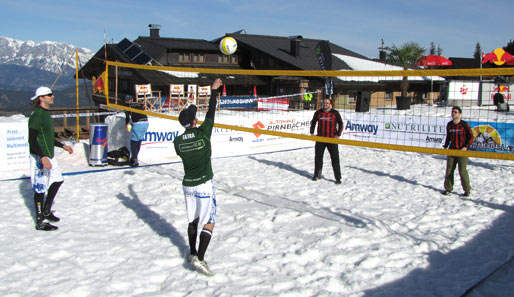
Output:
top-left (310, 109), bottom-right (343, 138)
top-left (443, 120), bottom-right (474, 150)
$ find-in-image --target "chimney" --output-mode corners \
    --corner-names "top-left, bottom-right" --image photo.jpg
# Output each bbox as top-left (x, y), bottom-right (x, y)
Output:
top-left (289, 35), bottom-right (303, 57)
top-left (149, 24), bottom-right (161, 37)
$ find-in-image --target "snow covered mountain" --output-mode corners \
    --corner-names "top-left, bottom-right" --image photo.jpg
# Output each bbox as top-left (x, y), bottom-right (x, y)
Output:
top-left (0, 36), bottom-right (94, 73)
top-left (0, 36), bottom-right (95, 114)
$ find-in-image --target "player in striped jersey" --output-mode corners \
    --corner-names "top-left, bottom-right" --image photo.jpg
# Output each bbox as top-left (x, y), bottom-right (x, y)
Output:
top-left (310, 98), bottom-right (343, 184)
top-left (442, 106), bottom-right (474, 196)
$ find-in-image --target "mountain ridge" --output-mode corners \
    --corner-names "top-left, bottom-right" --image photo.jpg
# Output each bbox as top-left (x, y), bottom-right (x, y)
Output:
top-left (0, 36), bottom-right (96, 115)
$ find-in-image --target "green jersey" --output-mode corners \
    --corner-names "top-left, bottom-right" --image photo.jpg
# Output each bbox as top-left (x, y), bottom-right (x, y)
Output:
top-left (174, 117), bottom-right (214, 186)
top-left (28, 107), bottom-right (55, 158)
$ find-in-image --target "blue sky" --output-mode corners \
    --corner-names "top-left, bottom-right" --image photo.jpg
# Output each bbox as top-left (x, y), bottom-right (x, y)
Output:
top-left (1, 0), bottom-right (513, 58)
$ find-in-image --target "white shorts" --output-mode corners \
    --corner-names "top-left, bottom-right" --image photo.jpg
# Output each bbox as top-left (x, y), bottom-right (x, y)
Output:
top-left (183, 179), bottom-right (216, 226)
top-left (30, 154), bottom-right (64, 194)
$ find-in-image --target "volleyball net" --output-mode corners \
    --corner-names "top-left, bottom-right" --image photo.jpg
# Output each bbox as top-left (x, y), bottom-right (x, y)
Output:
top-left (102, 61), bottom-right (514, 161)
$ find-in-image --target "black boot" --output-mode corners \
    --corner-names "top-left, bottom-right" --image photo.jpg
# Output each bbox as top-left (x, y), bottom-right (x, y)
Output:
top-left (35, 194), bottom-right (58, 231)
top-left (43, 181), bottom-right (62, 222)
top-left (129, 157), bottom-right (139, 167)
top-left (36, 220), bottom-right (58, 231)
top-left (43, 211), bottom-right (60, 222)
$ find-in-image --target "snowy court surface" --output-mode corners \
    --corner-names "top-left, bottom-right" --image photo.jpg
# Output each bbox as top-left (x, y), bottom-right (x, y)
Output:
top-left (1, 135), bottom-right (513, 297)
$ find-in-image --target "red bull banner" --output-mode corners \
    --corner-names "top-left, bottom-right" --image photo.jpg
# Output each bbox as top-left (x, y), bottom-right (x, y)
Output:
top-left (482, 48), bottom-right (514, 66)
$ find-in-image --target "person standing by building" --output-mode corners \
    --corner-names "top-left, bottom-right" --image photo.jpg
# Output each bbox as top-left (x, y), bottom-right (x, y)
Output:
top-left (174, 78), bottom-right (223, 276)
top-left (28, 86), bottom-right (73, 231)
top-left (124, 94), bottom-right (149, 167)
top-left (442, 106), bottom-right (474, 196)
top-left (310, 98), bottom-right (343, 184)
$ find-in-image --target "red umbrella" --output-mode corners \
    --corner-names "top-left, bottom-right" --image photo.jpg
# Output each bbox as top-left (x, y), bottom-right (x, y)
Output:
top-left (415, 55), bottom-right (452, 104)
top-left (482, 48), bottom-right (514, 66)
top-left (222, 84), bottom-right (227, 96)
top-left (416, 55), bottom-right (453, 66)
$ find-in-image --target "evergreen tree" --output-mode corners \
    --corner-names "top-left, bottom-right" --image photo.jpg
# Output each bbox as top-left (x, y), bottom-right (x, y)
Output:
top-left (503, 40), bottom-right (514, 55)
top-left (474, 42), bottom-right (482, 60)
top-left (430, 42), bottom-right (436, 55)
top-left (437, 45), bottom-right (443, 56)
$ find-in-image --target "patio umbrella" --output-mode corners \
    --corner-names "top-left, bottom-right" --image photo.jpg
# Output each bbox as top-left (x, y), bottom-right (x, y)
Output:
top-left (415, 55), bottom-right (453, 103)
top-left (482, 48), bottom-right (514, 66)
top-left (415, 55), bottom-right (453, 66)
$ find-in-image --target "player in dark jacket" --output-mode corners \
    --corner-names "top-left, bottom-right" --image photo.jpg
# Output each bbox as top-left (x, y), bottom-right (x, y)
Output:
top-left (442, 106), bottom-right (474, 196)
top-left (310, 98), bottom-right (343, 184)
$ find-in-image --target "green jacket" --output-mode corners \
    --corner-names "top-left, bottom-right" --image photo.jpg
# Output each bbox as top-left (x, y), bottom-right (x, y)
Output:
top-left (28, 107), bottom-right (55, 158)
top-left (174, 118), bottom-right (214, 186)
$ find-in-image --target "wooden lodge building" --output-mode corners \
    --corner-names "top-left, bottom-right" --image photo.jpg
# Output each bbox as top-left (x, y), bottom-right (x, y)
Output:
top-left (78, 25), bottom-right (440, 111)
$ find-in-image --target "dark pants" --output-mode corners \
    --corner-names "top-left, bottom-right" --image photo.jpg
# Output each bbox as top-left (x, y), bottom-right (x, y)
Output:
top-left (314, 142), bottom-right (341, 181)
top-left (444, 156), bottom-right (471, 192)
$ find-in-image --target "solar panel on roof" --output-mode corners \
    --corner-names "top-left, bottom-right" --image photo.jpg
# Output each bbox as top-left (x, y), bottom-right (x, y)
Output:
top-left (124, 45), bottom-right (142, 60)
top-left (117, 38), bottom-right (132, 52)
top-left (133, 53), bottom-right (152, 65)
top-left (116, 38), bottom-right (152, 64)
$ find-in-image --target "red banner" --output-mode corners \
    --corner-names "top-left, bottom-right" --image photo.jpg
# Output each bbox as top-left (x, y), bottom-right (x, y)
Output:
top-left (257, 98), bottom-right (290, 111)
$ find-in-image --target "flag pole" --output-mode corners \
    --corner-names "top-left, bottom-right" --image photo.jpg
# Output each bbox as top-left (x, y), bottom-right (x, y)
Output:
top-left (75, 50), bottom-right (80, 141)
top-left (478, 51), bottom-right (483, 106)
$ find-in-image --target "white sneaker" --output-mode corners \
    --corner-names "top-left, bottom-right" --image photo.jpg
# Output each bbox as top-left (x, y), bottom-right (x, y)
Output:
top-left (188, 255), bottom-right (198, 262)
top-left (192, 258), bottom-right (214, 276)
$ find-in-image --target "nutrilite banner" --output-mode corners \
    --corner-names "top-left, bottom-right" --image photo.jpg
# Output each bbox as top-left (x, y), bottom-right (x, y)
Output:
top-left (340, 112), bottom-right (448, 148)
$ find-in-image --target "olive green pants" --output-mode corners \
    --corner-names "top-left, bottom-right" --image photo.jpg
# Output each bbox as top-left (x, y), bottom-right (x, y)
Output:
top-left (444, 156), bottom-right (471, 192)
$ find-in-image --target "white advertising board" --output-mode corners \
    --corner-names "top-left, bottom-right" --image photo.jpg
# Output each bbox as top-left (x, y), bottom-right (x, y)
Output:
top-left (0, 121), bottom-right (29, 171)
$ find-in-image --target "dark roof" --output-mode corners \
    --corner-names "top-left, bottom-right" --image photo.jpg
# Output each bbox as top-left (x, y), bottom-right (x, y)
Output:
top-left (448, 57), bottom-right (487, 69)
top-left (77, 44), bottom-right (133, 78)
top-left (225, 33), bottom-right (369, 71)
top-left (79, 33), bottom-right (376, 87)
top-left (135, 33), bottom-right (371, 71)
top-left (134, 36), bottom-right (218, 58)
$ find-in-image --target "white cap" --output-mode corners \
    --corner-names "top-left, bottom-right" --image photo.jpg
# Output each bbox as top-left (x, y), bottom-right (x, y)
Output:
top-left (31, 86), bottom-right (53, 100)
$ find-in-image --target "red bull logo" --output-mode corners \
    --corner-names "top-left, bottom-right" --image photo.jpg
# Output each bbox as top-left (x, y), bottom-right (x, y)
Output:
top-left (492, 85), bottom-right (512, 100)
top-left (92, 71), bottom-right (106, 94)
top-left (92, 125), bottom-right (108, 146)
top-left (482, 48), bottom-right (514, 66)
top-left (494, 85), bottom-right (510, 92)
top-left (136, 84), bottom-right (151, 95)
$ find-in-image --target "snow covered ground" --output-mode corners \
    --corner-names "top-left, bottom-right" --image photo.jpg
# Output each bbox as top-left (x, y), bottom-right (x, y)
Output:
top-left (1, 131), bottom-right (513, 296)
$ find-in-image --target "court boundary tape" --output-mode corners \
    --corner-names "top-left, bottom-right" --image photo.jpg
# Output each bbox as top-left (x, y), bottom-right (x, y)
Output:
top-left (0, 146), bottom-right (311, 182)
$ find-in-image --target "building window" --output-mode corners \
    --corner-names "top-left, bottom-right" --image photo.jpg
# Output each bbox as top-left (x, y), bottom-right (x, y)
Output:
top-left (218, 55), bottom-right (229, 64)
top-left (218, 55), bottom-right (238, 64)
top-left (192, 54), bottom-right (205, 63)
top-left (385, 91), bottom-right (392, 101)
top-left (179, 53), bottom-right (205, 63)
top-left (348, 93), bottom-right (357, 104)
